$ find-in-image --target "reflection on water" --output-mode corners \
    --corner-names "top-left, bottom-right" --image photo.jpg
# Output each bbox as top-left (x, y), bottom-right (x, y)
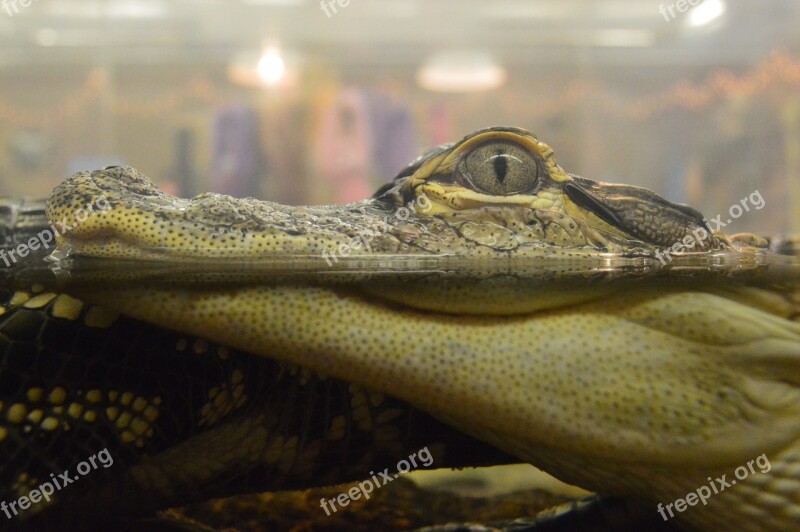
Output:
top-left (7, 246), bottom-right (800, 296)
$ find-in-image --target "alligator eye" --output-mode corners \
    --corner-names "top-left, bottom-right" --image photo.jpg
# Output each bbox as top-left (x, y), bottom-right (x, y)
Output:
top-left (459, 142), bottom-right (542, 195)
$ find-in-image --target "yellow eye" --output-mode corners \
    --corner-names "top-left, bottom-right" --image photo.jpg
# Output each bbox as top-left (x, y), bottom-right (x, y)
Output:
top-left (458, 142), bottom-right (543, 195)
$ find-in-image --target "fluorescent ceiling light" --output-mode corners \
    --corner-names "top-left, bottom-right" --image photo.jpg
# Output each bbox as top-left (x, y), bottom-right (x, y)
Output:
top-left (688, 0), bottom-right (726, 27)
top-left (417, 51), bottom-right (507, 93)
top-left (242, 0), bottom-right (306, 5)
top-left (588, 29), bottom-right (656, 47)
top-left (368, 0), bottom-right (419, 18)
top-left (596, 2), bottom-right (666, 18)
top-left (487, 2), bottom-right (572, 19)
top-left (106, 1), bottom-right (167, 18)
top-left (45, 0), bottom-right (167, 18)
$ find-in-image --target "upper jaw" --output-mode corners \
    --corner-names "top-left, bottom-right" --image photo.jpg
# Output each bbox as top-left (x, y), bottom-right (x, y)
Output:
top-left (45, 165), bottom-right (725, 273)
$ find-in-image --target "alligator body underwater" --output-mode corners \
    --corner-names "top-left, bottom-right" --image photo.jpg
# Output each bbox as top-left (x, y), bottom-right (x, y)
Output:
top-left (3, 126), bottom-right (800, 530)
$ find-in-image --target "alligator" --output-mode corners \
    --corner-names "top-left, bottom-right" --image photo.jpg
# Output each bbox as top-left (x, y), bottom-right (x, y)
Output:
top-left (3, 126), bottom-right (800, 530)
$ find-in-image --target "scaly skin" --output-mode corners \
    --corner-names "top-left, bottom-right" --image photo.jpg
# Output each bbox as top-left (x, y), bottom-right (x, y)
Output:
top-left (47, 127), bottom-right (800, 530)
top-left (0, 199), bottom-right (530, 529)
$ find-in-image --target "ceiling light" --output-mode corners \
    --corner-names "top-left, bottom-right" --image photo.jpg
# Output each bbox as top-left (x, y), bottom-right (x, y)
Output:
top-left (688, 0), bottom-right (726, 27)
top-left (417, 51), bottom-right (507, 93)
top-left (257, 46), bottom-right (286, 85)
top-left (229, 46), bottom-right (300, 89)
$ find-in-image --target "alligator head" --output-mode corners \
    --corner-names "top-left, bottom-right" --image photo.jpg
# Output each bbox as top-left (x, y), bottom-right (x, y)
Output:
top-left (46, 127), bottom-right (800, 530)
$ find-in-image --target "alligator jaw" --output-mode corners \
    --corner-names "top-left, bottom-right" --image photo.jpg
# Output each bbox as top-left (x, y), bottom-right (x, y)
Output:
top-left (73, 279), bottom-right (800, 531)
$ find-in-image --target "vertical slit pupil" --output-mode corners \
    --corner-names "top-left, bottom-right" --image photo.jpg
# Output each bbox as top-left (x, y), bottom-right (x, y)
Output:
top-left (493, 152), bottom-right (508, 184)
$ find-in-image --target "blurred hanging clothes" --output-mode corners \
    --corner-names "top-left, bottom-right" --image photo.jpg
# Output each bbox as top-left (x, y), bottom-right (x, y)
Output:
top-left (210, 104), bottom-right (266, 198)
top-left (428, 102), bottom-right (456, 147)
top-left (168, 128), bottom-right (201, 199)
top-left (261, 104), bottom-right (311, 205)
top-left (363, 91), bottom-right (418, 180)
top-left (314, 88), bottom-right (374, 204)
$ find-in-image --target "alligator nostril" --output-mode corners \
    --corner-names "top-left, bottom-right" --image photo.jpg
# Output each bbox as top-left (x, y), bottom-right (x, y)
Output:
top-left (103, 165), bottom-right (122, 171)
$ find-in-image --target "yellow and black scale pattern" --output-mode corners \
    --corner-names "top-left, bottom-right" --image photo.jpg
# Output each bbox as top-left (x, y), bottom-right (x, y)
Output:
top-left (0, 198), bottom-right (515, 529)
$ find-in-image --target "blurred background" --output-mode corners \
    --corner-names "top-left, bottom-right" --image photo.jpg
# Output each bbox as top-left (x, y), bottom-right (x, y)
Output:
top-left (0, 0), bottom-right (798, 234)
